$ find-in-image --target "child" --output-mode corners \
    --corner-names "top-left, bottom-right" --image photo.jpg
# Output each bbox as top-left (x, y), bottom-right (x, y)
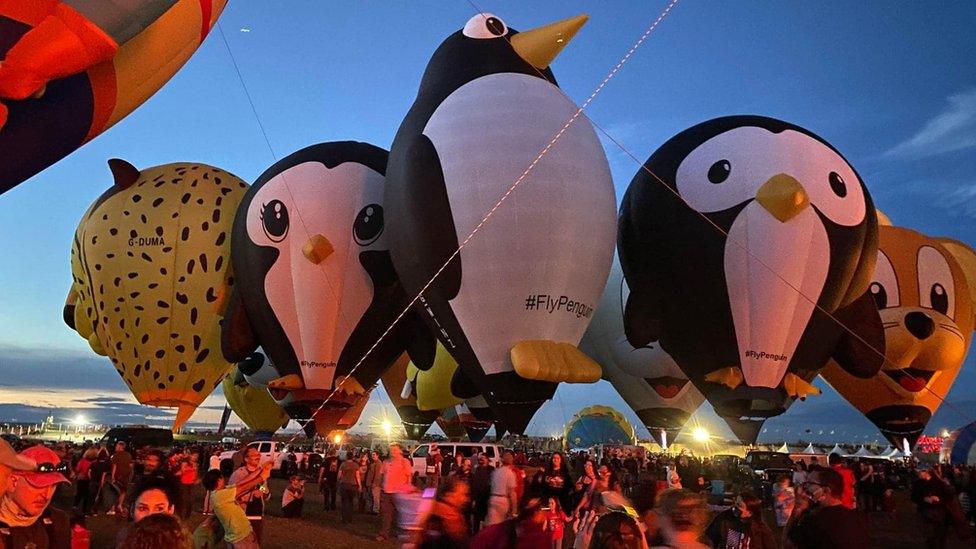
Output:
top-left (544, 497), bottom-right (572, 549)
top-left (282, 475), bottom-right (305, 518)
top-left (772, 474), bottom-right (795, 527)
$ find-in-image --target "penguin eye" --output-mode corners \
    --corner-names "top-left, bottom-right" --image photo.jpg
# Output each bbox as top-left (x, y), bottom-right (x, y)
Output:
top-left (869, 282), bottom-right (888, 309)
top-left (707, 160), bottom-right (731, 184)
top-left (871, 251), bottom-right (899, 309)
top-left (260, 200), bottom-right (289, 242)
top-left (828, 171), bottom-right (847, 198)
top-left (918, 246), bottom-right (955, 318)
top-left (463, 13), bottom-right (508, 39)
top-left (353, 204), bottom-right (384, 246)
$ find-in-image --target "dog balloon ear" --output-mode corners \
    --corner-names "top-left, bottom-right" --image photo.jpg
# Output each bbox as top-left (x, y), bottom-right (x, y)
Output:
top-left (939, 238), bottom-right (976, 329)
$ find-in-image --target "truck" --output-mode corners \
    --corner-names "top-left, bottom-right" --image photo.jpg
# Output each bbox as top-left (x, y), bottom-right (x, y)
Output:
top-left (214, 440), bottom-right (317, 476)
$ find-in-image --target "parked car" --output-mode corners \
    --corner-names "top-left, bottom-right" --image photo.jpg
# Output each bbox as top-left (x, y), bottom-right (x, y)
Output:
top-left (743, 450), bottom-right (796, 503)
top-left (215, 440), bottom-right (315, 476)
top-left (100, 426), bottom-right (173, 450)
top-left (410, 442), bottom-right (503, 478)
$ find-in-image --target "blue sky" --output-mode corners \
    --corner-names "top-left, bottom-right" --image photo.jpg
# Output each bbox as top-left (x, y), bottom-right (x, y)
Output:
top-left (1, 1), bottom-right (975, 443)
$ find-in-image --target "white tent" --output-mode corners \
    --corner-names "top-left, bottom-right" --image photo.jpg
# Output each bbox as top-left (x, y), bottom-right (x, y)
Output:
top-left (777, 442), bottom-right (790, 453)
top-left (852, 446), bottom-right (874, 457)
top-left (801, 443), bottom-right (822, 454)
top-left (879, 446), bottom-right (894, 457)
top-left (828, 443), bottom-right (845, 455)
top-left (888, 448), bottom-right (906, 459)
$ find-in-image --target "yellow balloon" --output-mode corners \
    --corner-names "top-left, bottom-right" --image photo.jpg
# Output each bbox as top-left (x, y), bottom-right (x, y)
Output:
top-left (222, 367), bottom-right (289, 433)
top-left (65, 159), bottom-right (248, 430)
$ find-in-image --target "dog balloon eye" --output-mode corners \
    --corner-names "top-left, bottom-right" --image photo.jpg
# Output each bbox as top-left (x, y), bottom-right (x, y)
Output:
top-left (930, 283), bottom-right (949, 315)
top-left (869, 282), bottom-right (887, 309)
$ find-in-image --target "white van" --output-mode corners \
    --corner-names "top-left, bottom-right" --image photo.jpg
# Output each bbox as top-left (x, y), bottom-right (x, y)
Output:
top-left (410, 442), bottom-right (503, 478)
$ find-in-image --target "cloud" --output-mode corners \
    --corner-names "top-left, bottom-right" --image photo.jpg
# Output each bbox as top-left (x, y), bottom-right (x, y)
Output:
top-left (886, 89), bottom-right (976, 158)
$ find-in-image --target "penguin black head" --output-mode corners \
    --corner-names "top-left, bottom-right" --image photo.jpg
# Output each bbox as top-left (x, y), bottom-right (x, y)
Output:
top-left (413, 13), bottom-right (588, 116)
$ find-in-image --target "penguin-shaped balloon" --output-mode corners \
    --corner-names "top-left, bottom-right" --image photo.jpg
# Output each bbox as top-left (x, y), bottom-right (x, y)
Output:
top-left (222, 141), bottom-right (433, 431)
top-left (385, 13), bottom-right (616, 434)
top-left (619, 116), bottom-right (885, 423)
top-left (580, 256), bottom-right (704, 448)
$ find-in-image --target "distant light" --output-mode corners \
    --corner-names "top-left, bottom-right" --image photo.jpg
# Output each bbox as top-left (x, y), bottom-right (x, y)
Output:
top-left (333, 433), bottom-right (343, 444)
top-left (240, 27), bottom-right (251, 33)
top-left (692, 427), bottom-right (709, 443)
top-left (941, 428), bottom-right (950, 438)
top-left (381, 420), bottom-right (393, 437)
top-left (73, 414), bottom-right (87, 426)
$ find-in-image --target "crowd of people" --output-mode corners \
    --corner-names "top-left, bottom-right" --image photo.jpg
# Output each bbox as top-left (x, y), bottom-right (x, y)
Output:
top-left (1, 435), bottom-right (975, 548)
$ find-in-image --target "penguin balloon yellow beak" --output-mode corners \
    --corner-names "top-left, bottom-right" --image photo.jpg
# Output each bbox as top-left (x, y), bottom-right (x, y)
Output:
top-left (302, 234), bottom-right (334, 264)
top-left (510, 14), bottom-right (588, 69)
top-left (755, 173), bottom-right (810, 222)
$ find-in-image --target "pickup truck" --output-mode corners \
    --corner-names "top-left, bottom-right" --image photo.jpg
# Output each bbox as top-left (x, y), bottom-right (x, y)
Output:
top-left (213, 441), bottom-right (317, 476)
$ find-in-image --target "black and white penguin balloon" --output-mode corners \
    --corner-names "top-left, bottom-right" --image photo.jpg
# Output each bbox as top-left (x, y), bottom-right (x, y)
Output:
top-left (385, 13), bottom-right (616, 433)
top-left (619, 115), bottom-right (885, 428)
top-left (222, 141), bottom-right (433, 432)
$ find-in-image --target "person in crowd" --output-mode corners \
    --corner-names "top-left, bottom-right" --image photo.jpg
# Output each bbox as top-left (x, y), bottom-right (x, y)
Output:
top-left (445, 453), bottom-right (464, 479)
top-left (376, 443), bottom-right (415, 542)
top-left (786, 467), bottom-right (867, 548)
top-left (416, 475), bottom-right (471, 548)
top-left (137, 450), bottom-right (170, 485)
top-left (471, 495), bottom-right (550, 549)
top-left (855, 460), bottom-right (875, 512)
top-left (228, 447), bottom-right (270, 543)
top-left (176, 449), bottom-right (198, 520)
top-left (202, 464), bottom-right (270, 549)
top-left (574, 463), bottom-right (614, 517)
top-left (0, 445), bottom-right (72, 549)
top-left (365, 451), bottom-right (382, 515)
top-left (531, 452), bottom-right (572, 514)
top-left (772, 474), bottom-right (795, 529)
top-left (451, 458), bottom-right (473, 482)
top-left (338, 452), bottom-right (362, 524)
top-left (116, 513), bottom-right (194, 549)
top-left (828, 453), bottom-right (856, 510)
top-left (650, 489), bottom-right (710, 549)
top-left (573, 460), bottom-right (598, 510)
top-left (470, 452), bottom-right (494, 533)
top-left (281, 475), bottom-right (305, 518)
top-left (73, 448), bottom-right (97, 515)
top-left (357, 453), bottom-right (370, 513)
top-left (542, 496), bottom-right (571, 549)
top-left (318, 450), bottom-right (339, 511)
top-left (128, 477), bottom-right (177, 522)
top-left (426, 444), bottom-right (443, 489)
top-left (107, 441), bottom-right (134, 516)
top-left (486, 450), bottom-right (520, 525)
top-left (911, 468), bottom-right (954, 549)
top-left (792, 460), bottom-right (808, 487)
top-left (573, 507), bottom-right (647, 549)
top-left (90, 446), bottom-right (112, 514)
top-left (706, 490), bottom-right (776, 549)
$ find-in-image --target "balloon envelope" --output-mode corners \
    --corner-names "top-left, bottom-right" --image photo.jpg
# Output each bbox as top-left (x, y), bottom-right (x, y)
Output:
top-left (223, 363), bottom-right (289, 434)
top-left (65, 159), bottom-right (247, 430)
top-left (580, 256), bottom-right (704, 446)
top-left (0, 0), bottom-right (226, 193)
top-left (381, 354), bottom-right (439, 440)
top-left (618, 115), bottom-right (884, 426)
top-left (822, 225), bottom-right (976, 447)
top-left (564, 405), bottom-right (635, 449)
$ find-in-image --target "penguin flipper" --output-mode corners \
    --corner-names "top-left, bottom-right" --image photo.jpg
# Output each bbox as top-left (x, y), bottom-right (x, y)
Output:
top-left (830, 290), bottom-right (885, 378)
top-left (781, 373), bottom-right (821, 399)
top-left (704, 366), bottom-right (744, 389)
top-left (404, 309), bottom-right (437, 371)
top-left (510, 341), bottom-right (602, 383)
top-left (623, 285), bottom-right (663, 348)
top-left (220, 288), bottom-right (258, 363)
top-left (396, 133), bottom-right (462, 300)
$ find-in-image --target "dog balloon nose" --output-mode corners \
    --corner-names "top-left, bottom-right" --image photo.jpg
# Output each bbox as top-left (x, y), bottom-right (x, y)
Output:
top-left (904, 311), bottom-right (935, 340)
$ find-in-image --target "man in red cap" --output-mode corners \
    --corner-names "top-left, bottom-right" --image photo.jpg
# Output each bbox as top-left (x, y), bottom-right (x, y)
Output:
top-left (0, 445), bottom-right (71, 549)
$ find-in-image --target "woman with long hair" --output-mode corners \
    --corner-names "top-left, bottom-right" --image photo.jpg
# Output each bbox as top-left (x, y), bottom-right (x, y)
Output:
top-left (705, 490), bottom-right (776, 549)
top-left (532, 452), bottom-right (573, 512)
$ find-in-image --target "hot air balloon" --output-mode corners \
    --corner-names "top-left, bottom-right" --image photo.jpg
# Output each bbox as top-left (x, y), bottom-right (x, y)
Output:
top-left (580, 257), bottom-right (704, 447)
top-left (564, 406), bottom-right (635, 449)
top-left (822, 224), bottom-right (976, 448)
top-left (1, 0), bottom-right (226, 193)
top-left (436, 407), bottom-right (467, 442)
top-left (64, 159), bottom-right (247, 429)
top-left (381, 354), bottom-right (439, 440)
top-left (385, 12), bottom-right (615, 434)
top-left (407, 341), bottom-right (463, 413)
top-left (221, 141), bottom-right (434, 435)
top-left (618, 115), bottom-right (885, 433)
top-left (223, 358), bottom-right (290, 436)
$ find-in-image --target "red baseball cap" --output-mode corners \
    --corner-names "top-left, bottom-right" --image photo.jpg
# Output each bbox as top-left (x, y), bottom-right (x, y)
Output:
top-left (13, 445), bottom-right (70, 487)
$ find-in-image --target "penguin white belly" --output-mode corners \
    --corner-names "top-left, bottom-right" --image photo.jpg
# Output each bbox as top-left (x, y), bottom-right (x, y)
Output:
top-left (423, 73), bottom-right (616, 376)
top-left (246, 161), bottom-right (378, 391)
top-left (724, 203), bottom-right (830, 388)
